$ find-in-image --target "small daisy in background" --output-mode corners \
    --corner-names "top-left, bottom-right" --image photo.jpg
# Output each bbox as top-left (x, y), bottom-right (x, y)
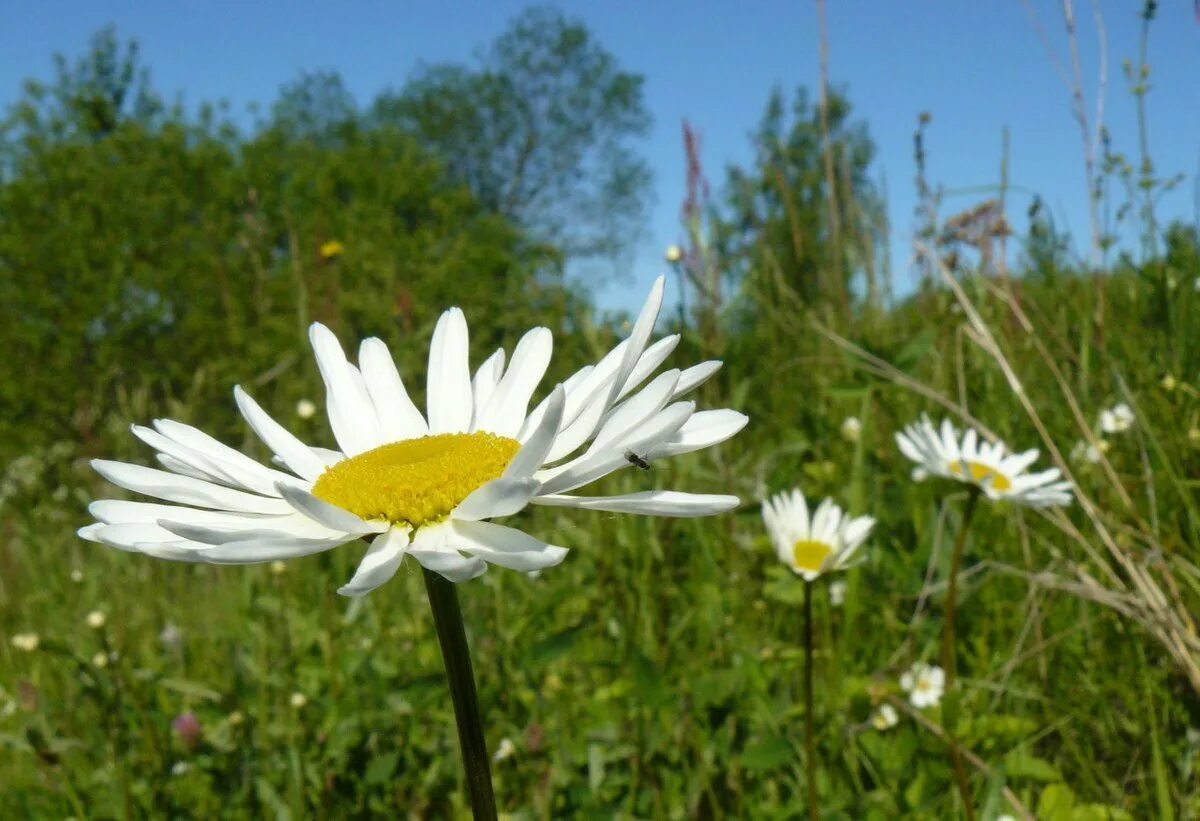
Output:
top-left (900, 662), bottom-right (945, 709)
top-left (1070, 439), bottom-right (1108, 465)
top-left (871, 703), bottom-right (898, 731)
top-left (295, 398), bottom-right (317, 420)
top-left (895, 415), bottom-right (1072, 508)
top-left (762, 489), bottom-right (875, 582)
top-left (840, 416), bottom-right (862, 443)
top-left (761, 487), bottom-right (873, 816)
top-left (1098, 403), bottom-right (1134, 434)
top-left (85, 610), bottom-right (106, 630)
top-left (10, 633), bottom-right (39, 652)
top-left (829, 579), bottom-right (847, 607)
top-left (492, 737), bottom-right (517, 763)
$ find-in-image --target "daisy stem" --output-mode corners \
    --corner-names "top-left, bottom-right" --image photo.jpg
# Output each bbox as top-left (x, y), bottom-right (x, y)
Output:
top-left (422, 568), bottom-right (497, 821)
top-left (803, 578), bottom-right (819, 821)
top-left (942, 488), bottom-right (979, 821)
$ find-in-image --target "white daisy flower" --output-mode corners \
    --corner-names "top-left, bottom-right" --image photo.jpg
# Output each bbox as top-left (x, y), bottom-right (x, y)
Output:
top-left (79, 278), bottom-right (747, 596)
top-left (1098, 403), bottom-right (1134, 434)
top-left (895, 416), bottom-right (1072, 508)
top-left (828, 579), bottom-right (847, 606)
top-left (85, 610), bottom-right (106, 630)
top-left (761, 488), bottom-right (874, 581)
top-left (492, 737), bottom-right (517, 762)
top-left (899, 662), bottom-right (944, 709)
top-left (295, 399), bottom-right (317, 420)
top-left (870, 703), bottom-right (898, 730)
top-left (840, 416), bottom-right (862, 443)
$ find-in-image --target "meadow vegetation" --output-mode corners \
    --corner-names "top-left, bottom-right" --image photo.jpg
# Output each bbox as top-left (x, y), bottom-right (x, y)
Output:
top-left (2, 7), bottom-right (1199, 818)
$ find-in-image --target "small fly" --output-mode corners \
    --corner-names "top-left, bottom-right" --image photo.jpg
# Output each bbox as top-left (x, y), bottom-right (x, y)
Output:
top-left (623, 449), bottom-right (652, 471)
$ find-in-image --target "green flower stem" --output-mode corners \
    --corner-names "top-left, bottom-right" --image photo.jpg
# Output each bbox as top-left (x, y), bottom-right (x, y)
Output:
top-left (803, 578), bottom-right (819, 821)
top-left (422, 568), bottom-right (497, 821)
top-left (942, 488), bottom-right (980, 821)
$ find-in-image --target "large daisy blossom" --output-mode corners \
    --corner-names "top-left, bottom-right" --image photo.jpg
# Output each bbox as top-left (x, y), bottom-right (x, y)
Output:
top-left (895, 416), bottom-right (1072, 508)
top-left (79, 277), bottom-right (747, 596)
top-left (761, 488), bottom-right (874, 581)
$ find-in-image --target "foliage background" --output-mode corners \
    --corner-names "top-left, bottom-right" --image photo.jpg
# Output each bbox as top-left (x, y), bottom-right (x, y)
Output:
top-left (2, 7), bottom-right (1199, 819)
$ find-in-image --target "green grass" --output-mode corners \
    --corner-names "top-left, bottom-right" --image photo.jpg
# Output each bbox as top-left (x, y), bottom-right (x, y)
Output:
top-left (3, 268), bottom-right (1200, 818)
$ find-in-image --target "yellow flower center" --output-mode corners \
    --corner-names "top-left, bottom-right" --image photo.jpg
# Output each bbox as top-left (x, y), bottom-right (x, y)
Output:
top-left (948, 460), bottom-right (1012, 492)
top-left (311, 432), bottom-right (520, 528)
top-left (791, 539), bottom-right (834, 574)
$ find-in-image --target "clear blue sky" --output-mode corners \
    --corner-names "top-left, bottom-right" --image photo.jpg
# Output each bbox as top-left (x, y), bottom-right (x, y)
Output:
top-left (3, 1), bottom-right (1198, 312)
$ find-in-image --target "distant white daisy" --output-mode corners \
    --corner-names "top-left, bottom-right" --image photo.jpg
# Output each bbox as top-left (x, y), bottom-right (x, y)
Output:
top-left (1070, 439), bottom-right (1108, 465)
top-left (85, 610), bottom-right (106, 630)
top-left (900, 662), bottom-right (944, 709)
top-left (871, 703), bottom-right (898, 731)
top-left (492, 737), bottom-right (517, 762)
top-left (840, 416), bottom-right (862, 443)
top-left (80, 277), bottom-right (747, 596)
top-left (10, 633), bottom-right (39, 652)
top-left (296, 399), bottom-right (317, 420)
top-left (1098, 403), bottom-right (1134, 434)
top-left (829, 579), bottom-right (848, 606)
top-left (762, 488), bottom-right (874, 581)
top-left (895, 416), bottom-right (1072, 508)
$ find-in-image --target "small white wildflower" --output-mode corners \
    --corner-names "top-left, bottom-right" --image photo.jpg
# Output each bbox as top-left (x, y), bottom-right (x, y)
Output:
top-left (871, 703), bottom-right (898, 731)
top-left (171, 761), bottom-right (192, 776)
top-left (829, 580), bottom-right (847, 607)
top-left (289, 692), bottom-right (307, 709)
top-left (664, 244), bottom-right (683, 263)
top-left (493, 737), bottom-right (517, 762)
top-left (1098, 403), bottom-right (1134, 434)
top-left (296, 399), bottom-right (317, 420)
top-left (1162, 374), bottom-right (1178, 392)
top-left (840, 416), bottom-right (862, 443)
top-left (228, 710), bottom-right (245, 726)
top-left (92, 652), bottom-right (109, 669)
top-left (160, 622), bottom-right (183, 651)
top-left (10, 633), bottom-right (39, 652)
top-left (899, 662), bottom-right (945, 709)
top-left (70, 569), bottom-right (84, 583)
top-left (270, 560), bottom-right (287, 576)
top-left (85, 611), bottom-right (106, 630)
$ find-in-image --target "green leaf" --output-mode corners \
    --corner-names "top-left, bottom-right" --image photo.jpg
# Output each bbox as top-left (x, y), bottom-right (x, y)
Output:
top-left (1003, 749), bottom-right (1061, 782)
top-left (740, 736), bottom-right (792, 771)
top-left (365, 751), bottom-right (400, 785)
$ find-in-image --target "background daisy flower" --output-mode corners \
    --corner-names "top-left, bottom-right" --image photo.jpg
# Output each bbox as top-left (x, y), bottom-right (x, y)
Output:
top-left (79, 277), bottom-right (747, 596)
top-left (762, 488), bottom-right (874, 581)
top-left (895, 415), bottom-right (1072, 508)
top-left (900, 662), bottom-right (945, 709)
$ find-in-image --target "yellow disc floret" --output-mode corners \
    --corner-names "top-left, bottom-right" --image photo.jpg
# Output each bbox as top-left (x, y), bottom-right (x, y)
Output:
top-left (948, 460), bottom-right (1012, 492)
top-left (792, 539), bottom-right (834, 574)
top-left (312, 432), bottom-right (521, 528)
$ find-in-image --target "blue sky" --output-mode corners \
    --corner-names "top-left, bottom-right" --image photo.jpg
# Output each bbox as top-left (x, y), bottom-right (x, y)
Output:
top-left (3, 1), bottom-right (1198, 312)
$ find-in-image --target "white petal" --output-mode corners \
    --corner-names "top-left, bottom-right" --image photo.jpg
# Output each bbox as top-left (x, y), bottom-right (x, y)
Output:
top-left (359, 337), bottom-right (429, 442)
top-left (672, 360), bottom-right (722, 398)
top-left (153, 419), bottom-right (298, 493)
top-left (338, 527), bottom-right (411, 596)
top-left (234, 386), bottom-right (326, 480)
top-left (472, 348), bottom-right (506, 421)
top-left (542, 372), bottom-right (620, 462)
top-left (505, 385), bottom-right (565, 479)
top-left (309, 324), bottom-right (383, 455)
top-left (617, 334), bottom-right (680, 400)
top-left (408, 523), bottom-right (487, 582)
top-left (532, 490), bottom-right (739, 517)
top-left (604, 275), bottom-right (665, 406)
top-left (590, 369), bottom-right (680, 454)
top-left (91, 460), bottom-right (293, 514)
top-left (476, 327), bottom-right (552, 436)
top-left (645, 409), bottom-right (748, 459)
top-left (89, 500), bottom-right (277, 527)
top-left (155, 513), bottom-right (342, 544)
top-left (451, 477), bottom-right (539, 521)
top-left (536, 401), bottom-right (694, 495)
top-left (275, 483), bottom-right (387, 534)
top-left (199, 533), bottom-right (355, 564)
top-left (426, 308), bottom-right (474, 434)
top-left (448, 520), bottom-right (568, 572)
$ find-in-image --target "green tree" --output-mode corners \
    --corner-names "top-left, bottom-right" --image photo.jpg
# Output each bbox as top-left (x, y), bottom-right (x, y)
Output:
top-left (372, 5), bottom-right (652, 265)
